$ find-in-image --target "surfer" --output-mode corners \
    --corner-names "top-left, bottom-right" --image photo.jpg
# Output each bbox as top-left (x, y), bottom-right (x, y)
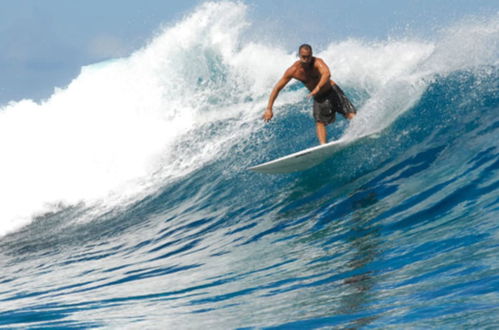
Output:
top-left (262, 44), bottom-right (357, 144)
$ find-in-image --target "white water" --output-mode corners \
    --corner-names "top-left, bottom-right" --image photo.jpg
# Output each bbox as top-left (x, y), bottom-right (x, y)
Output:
top-left (0, 1), bottom-right (497, 236)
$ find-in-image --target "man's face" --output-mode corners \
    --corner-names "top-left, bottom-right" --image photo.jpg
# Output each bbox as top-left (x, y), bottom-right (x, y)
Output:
top-left (299, 48), bottom-right (312, 65)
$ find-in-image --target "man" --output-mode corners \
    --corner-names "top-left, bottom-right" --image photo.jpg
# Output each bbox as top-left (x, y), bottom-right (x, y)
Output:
top-left (263, 44), bottom-right (357, 144)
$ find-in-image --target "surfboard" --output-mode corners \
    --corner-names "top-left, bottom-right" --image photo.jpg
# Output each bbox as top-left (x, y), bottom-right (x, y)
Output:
top-left (249, 139), bottom-right (350, 174)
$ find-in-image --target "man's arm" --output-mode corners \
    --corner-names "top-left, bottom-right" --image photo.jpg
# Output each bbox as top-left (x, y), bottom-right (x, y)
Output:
top-left (263, 68), bottom-right (293, 122)
top-left (308, 58), bottom-right (331, 97)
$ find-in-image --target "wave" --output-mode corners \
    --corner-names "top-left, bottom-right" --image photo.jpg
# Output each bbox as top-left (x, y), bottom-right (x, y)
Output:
top-left (0, 1), bottom-right (497, 237)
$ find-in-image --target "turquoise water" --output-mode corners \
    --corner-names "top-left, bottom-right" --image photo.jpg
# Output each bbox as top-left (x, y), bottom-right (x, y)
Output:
top-left (1, 2), bottom-right (498, 328)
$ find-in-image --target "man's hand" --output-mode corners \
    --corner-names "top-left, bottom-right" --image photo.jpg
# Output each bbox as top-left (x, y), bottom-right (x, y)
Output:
top-left (307, 88), bottom-right (319, 99)
top-left (263, 108), bottom-right (273, 122)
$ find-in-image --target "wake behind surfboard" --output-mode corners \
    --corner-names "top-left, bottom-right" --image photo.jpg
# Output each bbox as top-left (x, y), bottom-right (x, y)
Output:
top-left (249, 139), bottom-right (350, 174)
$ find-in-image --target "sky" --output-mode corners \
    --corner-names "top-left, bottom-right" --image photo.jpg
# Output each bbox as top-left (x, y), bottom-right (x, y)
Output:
top-left (0, 0), bottom-right (497, 104)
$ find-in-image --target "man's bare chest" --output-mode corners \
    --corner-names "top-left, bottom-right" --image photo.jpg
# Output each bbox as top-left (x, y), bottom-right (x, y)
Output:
top-left (294, 67), bottom-right (321, 83)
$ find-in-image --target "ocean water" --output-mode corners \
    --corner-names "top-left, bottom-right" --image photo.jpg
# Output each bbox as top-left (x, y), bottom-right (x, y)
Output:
top-left (1, 2), bottom-right (498, 329)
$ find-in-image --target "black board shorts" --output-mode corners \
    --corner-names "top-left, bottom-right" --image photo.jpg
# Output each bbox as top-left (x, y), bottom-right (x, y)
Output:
top-left (313, 84), bottom-right (357, 125)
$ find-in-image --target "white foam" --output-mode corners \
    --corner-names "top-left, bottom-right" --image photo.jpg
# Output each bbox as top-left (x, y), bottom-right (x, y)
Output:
top-left (318, 39), bottom-right (435, 139)
top-left (0, 2), bottom-right (497, 236)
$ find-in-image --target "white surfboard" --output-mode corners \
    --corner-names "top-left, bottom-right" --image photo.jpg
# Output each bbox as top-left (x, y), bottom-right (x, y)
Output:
top-left (249, 139), bottom-right (350, 174)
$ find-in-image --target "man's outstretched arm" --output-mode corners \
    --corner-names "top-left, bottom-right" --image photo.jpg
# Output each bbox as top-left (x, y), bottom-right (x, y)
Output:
top-left (263, 70), bottom-right (293, 122)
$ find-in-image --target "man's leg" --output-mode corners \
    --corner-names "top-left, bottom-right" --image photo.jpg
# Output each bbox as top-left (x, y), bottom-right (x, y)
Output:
top-left (316, 122), bottom-right (327, 144)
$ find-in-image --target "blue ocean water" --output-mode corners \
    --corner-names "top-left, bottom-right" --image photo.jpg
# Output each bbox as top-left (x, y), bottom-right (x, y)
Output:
top-left (1, 2), bottom-right (498, 329)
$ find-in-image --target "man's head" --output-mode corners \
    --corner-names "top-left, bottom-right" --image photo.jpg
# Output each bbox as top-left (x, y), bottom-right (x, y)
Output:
top-left (298, 44), bottom-right (313, 65)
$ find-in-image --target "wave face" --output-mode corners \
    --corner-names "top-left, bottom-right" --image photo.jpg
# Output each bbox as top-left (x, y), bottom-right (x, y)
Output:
top-left (1, 2), bottom-right (498, 328)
